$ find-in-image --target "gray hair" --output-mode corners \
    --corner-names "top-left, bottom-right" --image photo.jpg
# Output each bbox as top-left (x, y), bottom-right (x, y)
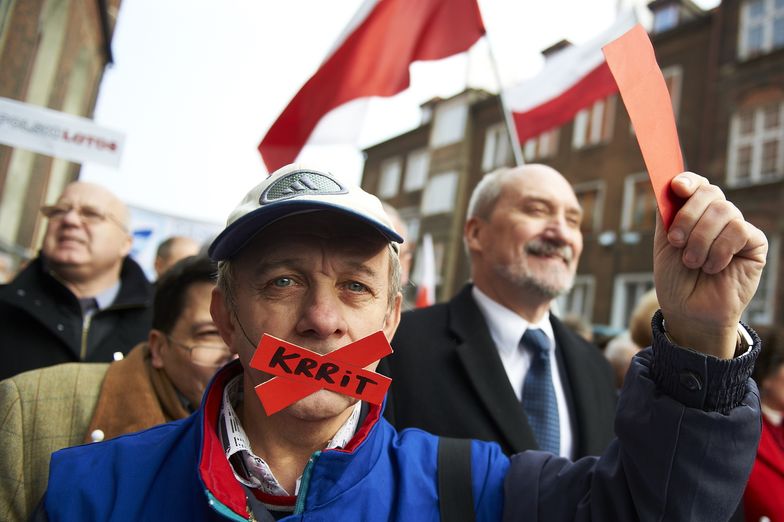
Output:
top-left (463, 168), bottom-right (517, 257)
top-left (466, 167), bottom-right (517, 221)
top-left (216, 242), bottom-right (401, 312)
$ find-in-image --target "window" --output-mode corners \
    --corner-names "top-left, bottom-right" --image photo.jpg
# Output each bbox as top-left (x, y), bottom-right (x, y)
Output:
top-left (572, 95), bottom-right (617, 149)
top-left (405, 217), bottom-right (420, 245)
top-left (663, 66), bottom-right (683, 122)
top-left (481, 123), bottom-right (512, 172)
top-left (572, 181), bottom-right (605, 235)
top-left (378, 157), bottom-right (402, 198)
top-left (611, 273), bottom-right (654, 329)
top-left (433, 241), bottom-right (446, 285)
top-left (430, 98), bottom-right (468, 147)
top-left (556, 275), bottom-right (595, 321)
top-left (738, 0), bottom-right (784, 59)
top-left (727, 99), bottom-right (784, 186)
top-left (403, 149), bottom-right (429, 192)
top-left (412, 238), bottom-right (446, 290)
top-left (622, 173), bottom-right (657, 232)
top-left (523, 128), bottom-right (560, 161)
top-left (653, 4), bottom-right (679, 33)
top-left (743, 235), bottom-right (779, 325)
top-left (421, 171), bottom-right (458, 216)
top-left (397, 207), bottom-right (421, 244)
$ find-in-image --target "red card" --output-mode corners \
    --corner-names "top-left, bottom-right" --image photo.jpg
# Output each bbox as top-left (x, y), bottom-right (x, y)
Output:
top-left (250, 332), bottom-right (392, 415)
top-left (603, 24), bottom-right (686, 230)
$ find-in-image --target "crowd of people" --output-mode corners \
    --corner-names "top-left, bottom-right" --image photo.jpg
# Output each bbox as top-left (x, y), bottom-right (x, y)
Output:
top-left (0, 161), bottom-right (778, 521)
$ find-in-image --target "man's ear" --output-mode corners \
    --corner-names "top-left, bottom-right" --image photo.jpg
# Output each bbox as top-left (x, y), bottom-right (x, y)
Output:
top-left (211, 287), bottom-right (237, 352)
top-left (382, 292), bottom-right (402, 341)
top-left (153, 256), bottom-right (165, 277)
top-left (148, 329), bottom-right (166, 369)
top-left (464, 217), bottom-right (484, 254)
top-left (119, 232), bottom-right (133, 258)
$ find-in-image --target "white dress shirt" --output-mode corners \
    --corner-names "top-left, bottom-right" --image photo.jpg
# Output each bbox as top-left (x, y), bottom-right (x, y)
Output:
top-left (472, 286), bottom-right (574, 458)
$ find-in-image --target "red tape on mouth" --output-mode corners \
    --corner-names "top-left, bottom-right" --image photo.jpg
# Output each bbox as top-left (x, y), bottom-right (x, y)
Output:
top-left (250, 331), bottom-right (392, 415)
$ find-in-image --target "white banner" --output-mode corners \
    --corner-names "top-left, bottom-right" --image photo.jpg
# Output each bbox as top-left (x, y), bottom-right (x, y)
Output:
top-left (0, 97), bottom-right (125, 167)
top-left (128, 205), bottom-right (222, 280)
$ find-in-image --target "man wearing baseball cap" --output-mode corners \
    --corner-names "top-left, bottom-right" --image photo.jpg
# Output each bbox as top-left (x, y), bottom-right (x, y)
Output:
top-left (37, 165), bottom-right (764, 521)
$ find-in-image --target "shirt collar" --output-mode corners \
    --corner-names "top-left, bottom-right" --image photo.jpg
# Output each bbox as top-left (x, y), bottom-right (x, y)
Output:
top-left (94, 281), bottom-right (121, 310)
top-left (219, 374), bottom-right (362, 496)
top-left (471, 285), bottom-right (555, 354)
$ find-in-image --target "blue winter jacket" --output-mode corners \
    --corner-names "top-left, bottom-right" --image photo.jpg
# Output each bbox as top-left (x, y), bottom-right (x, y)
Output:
top-left (43, 359), bottom-right (508, 521)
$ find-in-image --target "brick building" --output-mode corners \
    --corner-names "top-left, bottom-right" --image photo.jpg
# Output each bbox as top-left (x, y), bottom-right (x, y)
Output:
top-left (0, 0), bottom-right (122, 268)
top-left (362, 0), bottom-right (784, 331)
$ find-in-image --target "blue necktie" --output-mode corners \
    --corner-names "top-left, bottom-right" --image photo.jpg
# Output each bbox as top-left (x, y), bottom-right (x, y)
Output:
top-left (521, 328), bottom-right (560, 454)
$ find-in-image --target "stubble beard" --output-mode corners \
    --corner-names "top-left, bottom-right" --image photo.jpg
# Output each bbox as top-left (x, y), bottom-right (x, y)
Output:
top-left (493, 258), bottom-right (575, 300)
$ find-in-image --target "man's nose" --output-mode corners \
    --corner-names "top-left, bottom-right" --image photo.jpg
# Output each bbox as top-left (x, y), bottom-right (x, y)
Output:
top-left (296, 286), bottom-right (348, 342)
top-left (60, 207), bottom-right (83, 226)
top-left (542, 213), bottom-right (571, 241)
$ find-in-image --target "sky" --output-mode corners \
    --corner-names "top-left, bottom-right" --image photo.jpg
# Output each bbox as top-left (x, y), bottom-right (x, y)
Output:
top-left (81, 0), bottom-right (717, 225)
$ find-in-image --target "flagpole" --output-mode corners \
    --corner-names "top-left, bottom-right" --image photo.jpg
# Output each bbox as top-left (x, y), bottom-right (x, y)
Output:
top-left (482, 34), bottom-right (525, 166)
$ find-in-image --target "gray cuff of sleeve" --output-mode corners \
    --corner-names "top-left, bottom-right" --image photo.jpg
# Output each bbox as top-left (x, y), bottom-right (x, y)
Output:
top-left (649, 309), bottom-right (761, 414)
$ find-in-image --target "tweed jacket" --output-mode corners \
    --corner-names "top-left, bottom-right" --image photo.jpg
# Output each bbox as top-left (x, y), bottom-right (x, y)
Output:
top-left (0, 362), bottom-right (108, 522)
top-left (0, 343), bottom-right (190, 522)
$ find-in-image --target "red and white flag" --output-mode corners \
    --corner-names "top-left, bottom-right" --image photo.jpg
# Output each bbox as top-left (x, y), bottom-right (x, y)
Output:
top-left (505, 11), bottom-right (636, 144)
top-left (414, 233), bottom-right (436, 308)
top-left (258, 0), bottom-right (486, 173)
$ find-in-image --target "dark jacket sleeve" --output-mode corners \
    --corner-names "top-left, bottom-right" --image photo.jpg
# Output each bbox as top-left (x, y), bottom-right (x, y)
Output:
top-left (503, 310), bottom-right (761, 521)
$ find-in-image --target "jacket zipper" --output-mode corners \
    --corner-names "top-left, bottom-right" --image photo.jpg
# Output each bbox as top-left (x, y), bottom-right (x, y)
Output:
top-left (78, 302), bottom-right (140, 360)
top-left (80, 313), bottom-right (93, 360)
top-left (294, 451), bottom-right (321, 514)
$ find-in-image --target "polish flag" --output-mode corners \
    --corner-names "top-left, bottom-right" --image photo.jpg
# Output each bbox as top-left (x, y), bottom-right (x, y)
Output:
top-left (258, 0), bottom-right (486, 173)
top-left (414, 233), bottom-right (436, 308)
top-left (506, 11), bottom-right (637, 144)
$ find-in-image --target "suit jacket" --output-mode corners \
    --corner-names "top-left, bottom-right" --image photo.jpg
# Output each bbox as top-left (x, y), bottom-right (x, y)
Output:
top-left (0, 343), bottom-right (190, 522)
top-left (383, 284), bottom-right (617, 457)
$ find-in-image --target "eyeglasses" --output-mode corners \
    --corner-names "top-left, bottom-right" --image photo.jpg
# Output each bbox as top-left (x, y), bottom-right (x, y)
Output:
top-left (40, 204), bottom-right (127, 231)
top-left (166, 336), bottom-right (234, 367)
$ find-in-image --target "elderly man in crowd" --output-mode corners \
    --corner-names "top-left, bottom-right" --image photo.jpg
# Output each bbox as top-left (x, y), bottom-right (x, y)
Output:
top-left (154, 235), bottom-right (200, 278)
top-left (0, 255), bottom-right (232, 522)
top-left (386, 165), bottom-right (617, 458)
top-left (0, 181), bottom-right (153, 380)
top-left (37, 165), bottom-right (764, 521)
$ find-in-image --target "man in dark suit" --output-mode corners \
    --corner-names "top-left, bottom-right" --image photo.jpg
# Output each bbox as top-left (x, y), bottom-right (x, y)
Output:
top-left (384, 164), bottom-right (617, 457)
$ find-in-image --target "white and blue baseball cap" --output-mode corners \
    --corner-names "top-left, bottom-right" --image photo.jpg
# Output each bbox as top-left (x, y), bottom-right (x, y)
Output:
top-left (208, 164), bottom-right (404, 261)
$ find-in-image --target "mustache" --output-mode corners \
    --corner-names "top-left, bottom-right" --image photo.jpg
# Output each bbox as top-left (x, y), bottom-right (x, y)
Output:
top-left (525, 238), bottom-right (574, 263)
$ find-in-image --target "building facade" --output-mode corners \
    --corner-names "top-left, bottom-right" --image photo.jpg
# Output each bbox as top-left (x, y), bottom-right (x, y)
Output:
top-left (362, 0), bottom-right (784, 332)
top-left (0, 0), bottom-right (121, 268)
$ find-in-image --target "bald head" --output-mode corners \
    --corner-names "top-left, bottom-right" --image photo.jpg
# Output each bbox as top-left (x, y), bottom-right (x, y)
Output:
top-left (61, 182), bottom-right (129, 227)
top-left (41, 181), bottom-right (133, 296)
top-left (155, 236), bottom-right (200, 278)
